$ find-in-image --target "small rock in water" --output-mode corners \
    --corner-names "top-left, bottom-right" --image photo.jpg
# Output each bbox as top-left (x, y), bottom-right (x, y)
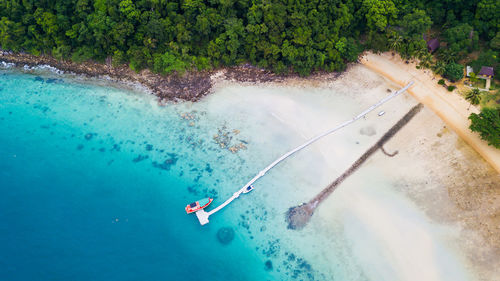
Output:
top-left (265, 260), bottom-right (273, 271)
top-left (216, 227), bottom-right (235, 245)
top-left (84, 133), bottom-right (94, 140)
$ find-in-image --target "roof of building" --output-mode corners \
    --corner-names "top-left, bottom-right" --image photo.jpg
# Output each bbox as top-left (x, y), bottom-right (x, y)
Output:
top-left (479, 66), bottom-right (494, 77)
top-left (426, 38), bottom-right (439, 52)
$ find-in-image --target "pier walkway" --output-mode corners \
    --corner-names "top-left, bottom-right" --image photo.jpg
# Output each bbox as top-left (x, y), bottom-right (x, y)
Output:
top-left (194, 82), bottom-right (414, 225)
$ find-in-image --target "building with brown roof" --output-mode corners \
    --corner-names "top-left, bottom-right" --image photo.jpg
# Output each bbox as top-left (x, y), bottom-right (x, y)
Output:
top-left (426, 39), bottom-right (439, 53)
top-left (478, 66), bottom-right (494, 90)
top-left (478, 66), bottom-right (494, 78)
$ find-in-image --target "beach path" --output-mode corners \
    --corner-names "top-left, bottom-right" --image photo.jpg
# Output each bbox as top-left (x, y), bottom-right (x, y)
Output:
top-left (360, 52), bottom-right (500, 173)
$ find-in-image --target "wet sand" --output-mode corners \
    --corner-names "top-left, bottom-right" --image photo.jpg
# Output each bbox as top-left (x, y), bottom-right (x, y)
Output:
top-left (302, 63), bottom-right (500, 280)
top-left (366, 106), bottom-right (500, 280)
top-left (358, 55), bottom-right (500, 276)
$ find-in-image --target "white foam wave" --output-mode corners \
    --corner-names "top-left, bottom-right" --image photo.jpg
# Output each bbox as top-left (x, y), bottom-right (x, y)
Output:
top-left (23, 64), bottom-right (65, 74)
top-left (0, 61), bottom-right (15, 68)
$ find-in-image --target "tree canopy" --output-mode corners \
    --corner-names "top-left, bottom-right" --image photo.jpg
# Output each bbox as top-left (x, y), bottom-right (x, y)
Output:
top-left (0, 0), bottom-right (498, 75)
top-left (444, 62), bottom-right (464, 82)
top-left (469, 108), bottom-right (500, 148)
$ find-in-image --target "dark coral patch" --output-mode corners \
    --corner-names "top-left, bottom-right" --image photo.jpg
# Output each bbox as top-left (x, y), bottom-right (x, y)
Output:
top-left (205, 163), bottom-right (213, 173)
top-left (111, 144), bottom-right (121, 152)
top-left (152, 153), bottom-right (178, 171)
top-left (265, 260), bottom-right (273, 271)
top-left (187, 185), bottom-right (199, 195)
top-left (133, 155), bottom-right (149, 163)
top-left (216, 227), bottom-right (235, 245)
top-left (46, 78), bottom-right (61, 83)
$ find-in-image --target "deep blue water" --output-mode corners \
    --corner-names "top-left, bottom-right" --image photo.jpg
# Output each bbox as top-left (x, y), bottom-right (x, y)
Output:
top-left (0, 70), bottom-right (323, 280)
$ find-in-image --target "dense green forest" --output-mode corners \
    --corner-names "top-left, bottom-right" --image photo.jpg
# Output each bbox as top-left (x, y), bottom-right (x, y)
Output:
top-left (0, 0), bottom-right (499, 76)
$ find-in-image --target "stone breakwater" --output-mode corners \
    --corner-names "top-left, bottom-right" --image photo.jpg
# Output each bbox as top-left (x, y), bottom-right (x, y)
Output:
top-left (286, 103), bottom-right (424, 230)
top-left (0, 51), bottom-right (339, 102)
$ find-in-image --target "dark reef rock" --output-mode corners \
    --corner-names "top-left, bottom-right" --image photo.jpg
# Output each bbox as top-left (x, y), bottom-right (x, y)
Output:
top-left (187, 185), bottom-right (199, 195)
top-left (265, 260), bottom-right (273, 271)
top-left (132, 154), bottom-right (149, 163)
top-left (262, 239), bottom-right (280, 257)
top-left (205, 163), bottom-right (213, 173)
top-left (216, 227), bottom-right (235, 245)
top-left (45, 78), bottom-right (61, 83)
top-left (152, 153), bottom-right (178, 171)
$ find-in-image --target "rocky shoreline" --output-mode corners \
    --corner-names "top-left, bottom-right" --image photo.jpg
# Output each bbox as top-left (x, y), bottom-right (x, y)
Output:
top-left (0, 51), bottom-right (339, 103)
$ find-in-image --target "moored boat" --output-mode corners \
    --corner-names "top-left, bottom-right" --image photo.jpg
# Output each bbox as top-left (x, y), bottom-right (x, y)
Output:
top-left (185, 197), bottom-right (213, 214)
top-left (242, 184), bottom-right (254, 193)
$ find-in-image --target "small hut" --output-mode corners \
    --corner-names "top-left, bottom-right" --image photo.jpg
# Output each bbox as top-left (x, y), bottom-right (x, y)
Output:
top-left (478, 66), bottom-right (494, 89)
top-left (426, 39), bottom-right (439, 53)
top-left (479, 66), bottom-right (494, 78)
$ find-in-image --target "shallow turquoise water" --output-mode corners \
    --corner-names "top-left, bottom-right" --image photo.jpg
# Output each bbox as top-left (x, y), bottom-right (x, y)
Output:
top-left (0, 70), bottom-right (333, 280)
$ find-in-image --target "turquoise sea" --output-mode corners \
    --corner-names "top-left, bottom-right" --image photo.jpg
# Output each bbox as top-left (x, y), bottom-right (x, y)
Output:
top-left (0, 67), bottom-right (341, 281)
top-left (0, 65), bottom-right (475, 281)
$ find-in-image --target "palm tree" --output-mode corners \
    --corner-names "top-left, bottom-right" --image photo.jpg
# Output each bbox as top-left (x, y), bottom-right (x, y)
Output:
top-left (465, 88), bottom-right (481, 110)
top-left (415, 48), bottom-right (428, 60)
top-left (437, 49), bottom-right (457, 63)
top-left (432, 61), bottom-right (446, 75)
top-left (388, 33), bottom-right (404, 53)
top-left (418, 53), bottom-right (433, 69)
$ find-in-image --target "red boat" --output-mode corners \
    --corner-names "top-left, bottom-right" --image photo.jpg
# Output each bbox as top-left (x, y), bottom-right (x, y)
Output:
top-left (185, 197), bottom-right (213, 214)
